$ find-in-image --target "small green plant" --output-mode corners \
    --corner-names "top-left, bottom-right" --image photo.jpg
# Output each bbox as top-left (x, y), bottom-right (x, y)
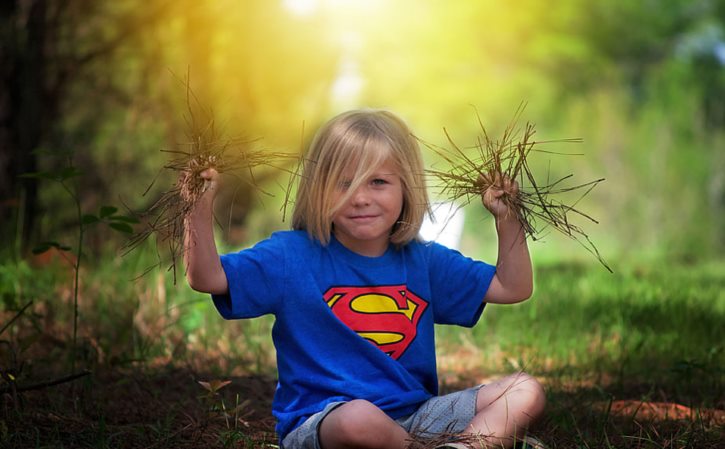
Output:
top-left (198, 379), bottom-right (257, 446)
top-left (219, 429), bottom-right (254, 449)
top-left (20, 161), bottom-right (138, 373)
top-left (197, 379), bottom-right (232, 412)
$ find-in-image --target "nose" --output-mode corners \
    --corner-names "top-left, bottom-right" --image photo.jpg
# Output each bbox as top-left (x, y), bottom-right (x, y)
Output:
top-left (350, 185), bottom-right (371, 206)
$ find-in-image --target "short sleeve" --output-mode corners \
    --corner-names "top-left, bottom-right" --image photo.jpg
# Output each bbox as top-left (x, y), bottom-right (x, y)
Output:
top-left (427, 242), bottom-right (496, 327)
top-left (211, 234), bottom-right (286, 319)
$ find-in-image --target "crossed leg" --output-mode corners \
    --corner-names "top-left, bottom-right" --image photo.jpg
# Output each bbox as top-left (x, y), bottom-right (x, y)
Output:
top-left (318, 372), bottom-right (545, 449)
top-left (318, 399), bottom-right (410, 449)
top-left (464, 372), bottom-right (546, 447)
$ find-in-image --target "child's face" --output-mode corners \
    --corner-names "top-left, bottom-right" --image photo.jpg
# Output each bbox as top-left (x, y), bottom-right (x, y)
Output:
top-left (331, 158), bottom-right (404, 257)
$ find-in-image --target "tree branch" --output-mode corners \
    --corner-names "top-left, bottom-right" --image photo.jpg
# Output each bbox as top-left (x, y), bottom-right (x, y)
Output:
top-left (1, 369), bottom-right (91, 394)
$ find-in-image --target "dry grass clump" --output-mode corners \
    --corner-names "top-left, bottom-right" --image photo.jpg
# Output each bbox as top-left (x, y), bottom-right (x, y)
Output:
top-left (125, 83), bottom-right (293, 281)
top-left (406, 431), bottom-right (485, 449)
top-left (424, 105), bottom-right (611, 273)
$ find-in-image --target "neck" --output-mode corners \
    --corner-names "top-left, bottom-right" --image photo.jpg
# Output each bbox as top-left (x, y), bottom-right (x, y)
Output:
top-left (333, 233), bottom-right (390, 257)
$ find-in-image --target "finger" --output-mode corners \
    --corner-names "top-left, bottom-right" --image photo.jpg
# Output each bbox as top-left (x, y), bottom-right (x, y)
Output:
top-left (478, 172), bottom-right (494, 192)
top-left (503, 176), bottom-right (512, 191)
top-left (497, 175), bottom-right (516, 194)
top-left (490, 188), bottom-right (505, 198)
top-left (200, 168), bottom-right (218, 180)
top-left (510, 179), bottom-right (519, 196)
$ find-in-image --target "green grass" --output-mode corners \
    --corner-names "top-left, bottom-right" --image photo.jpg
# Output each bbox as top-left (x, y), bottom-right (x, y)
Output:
top-left (439, 260), bottom-right (723, 368)
top-left (437, 260), bottom-right (723, 414)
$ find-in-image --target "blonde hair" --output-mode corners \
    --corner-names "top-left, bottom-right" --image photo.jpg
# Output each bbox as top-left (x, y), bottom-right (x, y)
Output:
top-left (292, 109), bottom-right (430, 247)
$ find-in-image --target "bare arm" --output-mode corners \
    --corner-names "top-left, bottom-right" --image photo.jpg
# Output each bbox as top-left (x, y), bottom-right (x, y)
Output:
top-left (184, 168), bottom-right (229, 295)
top-left (481, 174), bottom-right (534, 304)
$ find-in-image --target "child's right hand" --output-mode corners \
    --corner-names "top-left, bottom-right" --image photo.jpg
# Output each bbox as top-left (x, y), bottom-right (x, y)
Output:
top-left (184, 166), bottom-right (228, 294)
top-left (199, 168), bottom-right (221, 199)
top-left (186, 168), bottom-right (220, 221)
top-left (199, 168), bottom-right (220, 193)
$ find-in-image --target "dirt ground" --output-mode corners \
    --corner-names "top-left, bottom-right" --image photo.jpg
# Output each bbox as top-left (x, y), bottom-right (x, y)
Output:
top-left (2, 366), bottom-right (279, 448)
top-left (2, 364), bottom-right (723, 448)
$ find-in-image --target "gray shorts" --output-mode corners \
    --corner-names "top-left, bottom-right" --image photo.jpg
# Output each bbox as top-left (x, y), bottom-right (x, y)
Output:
top-left (281, 386), bottom-right (482, 449)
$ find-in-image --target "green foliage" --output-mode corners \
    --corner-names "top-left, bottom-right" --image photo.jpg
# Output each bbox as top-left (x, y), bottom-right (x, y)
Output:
top-left (4, 0), bottom-right (720, 258)
top-left (81, 205), bottom-right (139, 234)
top-left (24, 159), bottom-right (139, 374)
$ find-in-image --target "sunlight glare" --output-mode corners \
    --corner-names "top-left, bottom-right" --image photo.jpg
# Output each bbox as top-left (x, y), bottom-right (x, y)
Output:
top-left (283, 0), bottom-right (318, 16)
top-left (284, 0), bottom-right (385, 17)
top-left (331, 58), bottom-right (363, 109)
top-left (282, 0), bottom-right (388, 109)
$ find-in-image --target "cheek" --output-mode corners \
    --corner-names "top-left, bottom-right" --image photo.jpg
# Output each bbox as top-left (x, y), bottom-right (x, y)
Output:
top-left (391, 190), bottom-right (405, 215)
top-left (329, 189), bottom-right (349, 215)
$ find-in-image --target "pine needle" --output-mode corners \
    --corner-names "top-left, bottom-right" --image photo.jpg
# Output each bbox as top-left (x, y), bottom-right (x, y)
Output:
top-left (423, 104), bottom-right (612, 273)
top-left (124, 74), bottom-right (294, 281)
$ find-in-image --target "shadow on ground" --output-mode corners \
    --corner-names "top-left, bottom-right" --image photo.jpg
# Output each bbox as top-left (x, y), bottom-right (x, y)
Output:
top-left (2, 363), bottom-right (724, 448)
top-left (2, 366), bottom-right (278, 448)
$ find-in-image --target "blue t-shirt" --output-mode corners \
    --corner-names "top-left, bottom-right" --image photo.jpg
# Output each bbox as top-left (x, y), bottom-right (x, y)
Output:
top-left (212, 230), bottom-right (495, 440)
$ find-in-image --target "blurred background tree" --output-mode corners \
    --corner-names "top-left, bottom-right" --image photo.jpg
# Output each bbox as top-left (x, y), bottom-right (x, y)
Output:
top-left (1, 0), bottom-right (723, 262)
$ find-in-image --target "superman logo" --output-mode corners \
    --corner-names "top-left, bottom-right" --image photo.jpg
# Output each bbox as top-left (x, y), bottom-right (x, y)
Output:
top-left (323, 285), bottom-right (428, 360)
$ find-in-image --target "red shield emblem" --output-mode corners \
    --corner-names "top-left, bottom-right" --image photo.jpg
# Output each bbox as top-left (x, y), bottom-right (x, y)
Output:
top-left (323, 285), bottom-right (428, 359)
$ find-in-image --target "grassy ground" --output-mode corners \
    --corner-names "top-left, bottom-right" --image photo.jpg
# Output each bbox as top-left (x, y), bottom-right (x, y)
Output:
top-left (0, 252), bottom-right (723, 448)
top-left (436, 259), bottom-right (724, 448)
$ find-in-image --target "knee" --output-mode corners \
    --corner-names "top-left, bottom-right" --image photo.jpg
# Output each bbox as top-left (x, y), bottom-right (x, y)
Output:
top-left (323, 399), bottom-right (396, 446)
top-left (511, 372), bottom-right (546, 419)
top-left (335, 400), bottom-right (382, 434)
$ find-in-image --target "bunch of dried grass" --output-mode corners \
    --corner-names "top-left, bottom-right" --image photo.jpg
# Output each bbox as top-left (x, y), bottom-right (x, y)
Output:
top-left (406, 431), bottom-right (486, 449)
top-left (423, 105), bottom-right (611, 273)
top-left (125, 82), bottom-right (293, 281)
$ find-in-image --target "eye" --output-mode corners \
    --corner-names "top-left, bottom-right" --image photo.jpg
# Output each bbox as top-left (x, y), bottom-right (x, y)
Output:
top-left (338, 180), bottom-right (352, 190)
top-left (371, 178), bottom-right (388, 186)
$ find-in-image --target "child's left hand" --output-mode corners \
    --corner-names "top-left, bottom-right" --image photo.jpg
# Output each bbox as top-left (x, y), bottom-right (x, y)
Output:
top-left (480, 172), bottom-right (519, 220)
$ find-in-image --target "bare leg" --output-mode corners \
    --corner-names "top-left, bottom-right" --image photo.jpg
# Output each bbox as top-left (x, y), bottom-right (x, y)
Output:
top-left (318, 399), bottom-right (410, 449)
top-left (464, 372), bottom-right (546, 448)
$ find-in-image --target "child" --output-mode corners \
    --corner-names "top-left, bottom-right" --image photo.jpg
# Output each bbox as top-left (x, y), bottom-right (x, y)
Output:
top-left (184, 110), bottom-right (546, 449)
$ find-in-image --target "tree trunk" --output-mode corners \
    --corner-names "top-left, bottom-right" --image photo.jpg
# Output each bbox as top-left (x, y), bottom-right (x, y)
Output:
top-left (0, 0), bottom-right (48, 249)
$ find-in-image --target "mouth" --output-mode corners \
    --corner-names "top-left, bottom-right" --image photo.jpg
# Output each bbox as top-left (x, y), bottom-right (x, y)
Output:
top-left (349, 214), bottom-right (378, 222)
